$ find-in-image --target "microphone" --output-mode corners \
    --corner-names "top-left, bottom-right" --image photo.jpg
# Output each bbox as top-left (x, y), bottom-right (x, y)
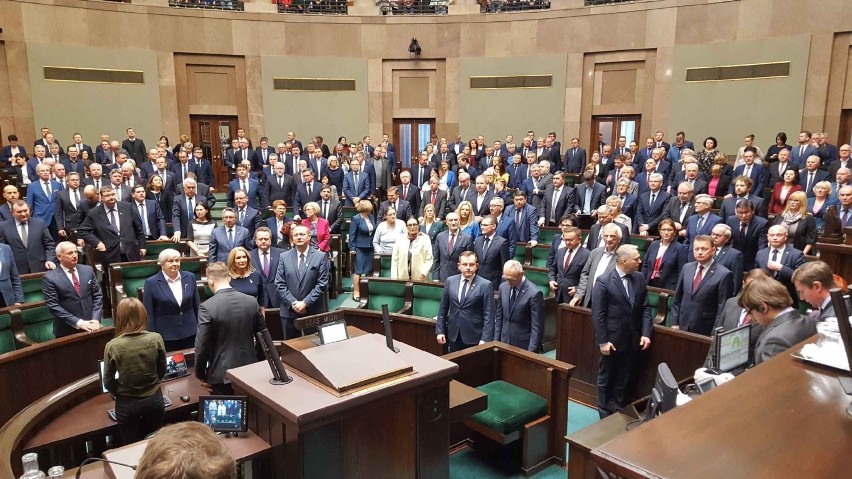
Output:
top-left (75, 457), bottom-right (137, 479)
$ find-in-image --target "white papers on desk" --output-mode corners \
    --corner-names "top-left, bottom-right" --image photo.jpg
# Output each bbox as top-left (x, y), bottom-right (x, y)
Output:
top-left (796, 318), bottom-right (850, 371)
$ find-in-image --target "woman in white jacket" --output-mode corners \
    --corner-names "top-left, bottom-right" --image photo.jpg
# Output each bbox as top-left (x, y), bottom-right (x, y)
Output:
top-left (391, 218), bottom-right (434, 281)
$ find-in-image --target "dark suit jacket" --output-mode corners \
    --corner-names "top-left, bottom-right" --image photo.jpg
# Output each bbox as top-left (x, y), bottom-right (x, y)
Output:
top-left (235, 148), bottom-right (259, 171)
top-left (671, 261), bottom-right (734, 335)
top-left (576, 247), bottom-right (617, 308)
top-left (432, 230), bottom-right (474, 282)
top-left (208, 225), bottom-right (250, 263)
top-left (0, 217), bottom-right (56, 274)
top-left (121, 138), bottom-right (147, 164)
top-left (2, 145), bottom-right (27, 161)
top-left (228, 178), bottom-right (262, 209)
top-left (727, 215), bottom-right (769, 271)
top-left (635, 190), bottom-right (671, 234)
top-left (772, 214), bottom-right (817, 252)
top-left (712, 246), bottom-right (744, 294)
top-left (293, 182), bottom-right (323, 216)
top-left (592, 269), bottom-right (652, 351)
top-left (0, 244), bottom-right (24, 306)
top-left (250, 247), bottom-right (284, 308)
top-left (275, 247), bottom-right (330, 319)
top-left (790, 145), bottom-right (817, 169)
top-left (719, 195), bottom-right (767, 221)
top-left (131, 199), bottom-right (167, 239)
top-left (539, 185), bottom-right (576, 225)
top-left (642, 240), bottom-right (687, 291)
top-left (755, 246), bottom-right (805, 301)
top-left (549, 246), bottom-right (590, 303)
top-left (378, 199), bottom-right (414, 223)
top-left (171, 194), bottom-right (211, 239)
top-left (194, 288), bottom-right (264, 385)
top-left (43, 264), bottom-right (103, 338)
top-left (705, 296), bottom-right (764, 368)
top-left (495, 278), bottom-right (544, 351)
top-left (317, 198), bottom-right (343, 234)
top-left (563, 147), bottom-right (587, 173)
top-left (235, 207), bottom-right (262, 241)
top-left (436, 274), bottom-right (495, 345)
top-left (399, 182), bottom-right (422, 214)
top-left (684, 213), bottom-right (722, 250)
top-left (473, 234), bottom-right (510, 289)
top-left (54, 188), bottom-right (85, 235)
top-left (78, 202), bottom-right (146, 264)
top-left (420, 189), bottom-right (449, 220)
top-left (503, 204), bottom-right (539, 243)
top-left (662, 197), bottom-right (696, 227)
top-left (731, 164), bottom-right (767, 195)
top-left (0, 204), bottom-right (11, 223)
top-left (449, 185), bottom-right (477, 212)
top-left (754, 309), bottom-right (817, 364)
top-left (343, 171), bottom-right (372, 207)
top-left (798, 168), bottom-right (830, 197)
top-left (143, 271), bottom-right (200, 342)
top-left (766, 161), bottom-right (795, 187)
top-left (575, 182), bottom-right (607, 215)
top-left (263, 173), bottom-right (297, 209)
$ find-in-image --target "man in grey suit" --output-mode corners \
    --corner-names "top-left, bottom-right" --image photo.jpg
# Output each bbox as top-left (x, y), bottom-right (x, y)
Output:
top-left (0, 243), bottom-right (23, 308)
top-left (432, 213), bottom-right (473, 283)
top-left (549, 227), bottom-right (590, 304)
top-left (208, 208), bottom-right (250, 263)
top-left (42, 241), bottom-right (103, 338)
top-left (570, 223), bottom-right (621, 308)
top-left (792, 260), bottom-right (837, 322)
top-left (705, 269), bottom-right (772, 368)
top-left (275, 224), bottom-right (330, 339)
top-left (420, 177), bottom-right (449, 220)
top-left (708, 223), bottom-right (745, 293)
top-left (671, 235), bottom-right (734, 335)
top-left (195, 262), bottom-right (265, 395)
top-left (436, 251), bottom-right (495, 352)
top-left (739, 276), bottom-right (817, 364)
top-left (495, 261), bottom-right (544, 352)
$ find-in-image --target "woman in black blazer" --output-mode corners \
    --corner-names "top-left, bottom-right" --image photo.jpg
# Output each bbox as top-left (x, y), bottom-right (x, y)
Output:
top-left (641, 219), bottom-right (687, 291)
top-left (706, 164), bottom-right (732, 198)
top-left (773, 191), bottom-right (817, 255)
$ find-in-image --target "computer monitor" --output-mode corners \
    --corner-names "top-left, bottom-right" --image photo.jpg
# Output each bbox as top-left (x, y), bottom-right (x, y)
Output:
top-left (318, 320), bottom-right (349, 345)
top-left (162, 352), bottom-right (190, 381)
top-left (199, 395), bottom-right (248, 434)
top-left (255, 328), bottom-right (292, 385)
top-left (97, 359), bottom-right (117, 394)
top-left (645, 362), bottom-right (679, 421)
top-left (829, 288), bottom-right (852, 419)
top-left (382, 304), bottom-right (400, 353)
top-left (714, 324), bottom-right (751, 373)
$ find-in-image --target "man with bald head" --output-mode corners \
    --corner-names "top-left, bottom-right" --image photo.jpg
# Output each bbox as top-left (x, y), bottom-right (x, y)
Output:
top-left (0, 185), bottom-right (19, 222)
top-left (755, 225), bottom-right (805, 305)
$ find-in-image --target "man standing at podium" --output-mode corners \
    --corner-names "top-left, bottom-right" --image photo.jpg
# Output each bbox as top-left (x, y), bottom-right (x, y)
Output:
top-left (275, 224), bottom-right (330, 339)
top-left (436, 251), bottom-right (495, 352)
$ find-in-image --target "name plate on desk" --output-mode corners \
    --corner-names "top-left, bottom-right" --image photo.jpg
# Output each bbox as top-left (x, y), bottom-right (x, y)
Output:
top-left (280, 334), bottom-right (415, 396)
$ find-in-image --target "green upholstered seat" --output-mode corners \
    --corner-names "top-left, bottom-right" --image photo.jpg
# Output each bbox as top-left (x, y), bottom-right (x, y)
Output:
top-left (538, 229), bottom-right (558, 246)
top-left (366, 280), bottom-right (407, 313)
top-left (469, 380), bottom-right (547, 436)
top-left (529, 248), bottom-right (549, 269)
top-left (630, 236), bottom-right (650, 258)
top-left (342, 207), bottom-right (358, 219)
top-left (118, 263), bottom-right (162, 300)
top-left (0, 311), bottom-right (16, 355)
top-left (649, 290), bottom-right (662, 323)
top-left (412, 283), bottom-right (443, 319)
top-left (523, 269), bottom-right (551, 297)
top-left (713, 196), bottom-right (725, 209)
top-left (22, 276), bottom-right (45, 303)
top-left (379, 255), bottom-right (393, 278)
top-left (20, 305), bottom-right (56, 343)
top-left (143, 242), bottom-right (177, 261)
top-left (513, 244), bottom-right (527, 264)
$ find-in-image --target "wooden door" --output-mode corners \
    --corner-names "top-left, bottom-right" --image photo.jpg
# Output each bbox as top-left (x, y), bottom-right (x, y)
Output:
top-left (591, 115), bottom-right (641, 155)
top-left (190, 115), bottom-right (238, 188)
top-left (393, 118), bottom-right (436, 171)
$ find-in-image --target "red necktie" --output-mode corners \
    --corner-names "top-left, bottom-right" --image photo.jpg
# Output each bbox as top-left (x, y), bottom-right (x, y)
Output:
top-left (448, 233), bottom-right (455, 254)
top-left (70, 268), bottom-right (81, 295)
top-left (563, 248), bottom-right (572, 272)
top-left (651, 257), bottom-right (662, 280)
top-left (431, 192), bottom-right (436, 206)
top-left (692, 264), bottom-right (704, 292)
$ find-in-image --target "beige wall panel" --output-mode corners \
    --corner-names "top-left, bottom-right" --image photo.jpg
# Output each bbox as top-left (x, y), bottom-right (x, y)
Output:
top-left (260, 55), bottom-right (368, 145)
top-left (670, 35), bottom-right (810, 155)
top-left (459, 54), bottom-right (567, 143)
top-left (26, 43), bottom-right (163, 145)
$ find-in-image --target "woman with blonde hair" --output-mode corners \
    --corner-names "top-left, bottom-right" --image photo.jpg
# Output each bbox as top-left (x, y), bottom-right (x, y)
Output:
top-left (227, 246), bottom-right (264, 305)
top-left (420, 203), bottom-right (444, 243)
top-left (606, 195), bottom-right (633, 232)
top-left (807, 180), bottom-right (838, 232)
top-left (456, 200), bottom-right (480, 239)
top-left (772, 190), bottom-right (817, 254)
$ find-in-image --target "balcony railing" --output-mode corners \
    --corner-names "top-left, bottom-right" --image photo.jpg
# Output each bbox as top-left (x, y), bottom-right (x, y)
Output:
top-left (277, 0), bottom-right (349, 15)
top-left (168, 0), bottom-right (245, 11)
top-left (377, 1), bottom-right (449, 16)
top-left (480, 0), bottom-right (551, 13)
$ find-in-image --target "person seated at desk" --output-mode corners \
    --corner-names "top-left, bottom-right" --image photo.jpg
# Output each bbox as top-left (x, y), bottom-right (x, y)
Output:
top-left (135, 421), bottom-right (235, 479)
top-left (704, 269), bottom-right (771, 368)
top-left (104, 298), bottom-right (167, 445)
top-left (792, 260), bottom-right (838, 322)
top-left (737, 276), bottom-right (817, 365)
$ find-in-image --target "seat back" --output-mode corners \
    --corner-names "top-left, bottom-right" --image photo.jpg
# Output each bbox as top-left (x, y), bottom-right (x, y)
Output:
top-left (630, 236), bottom-right (651, 260)
top-left (411, 282), bottom-right (444, 319)
top-left (537, 228), bottom-right (559, 246)
top-left (523, 267), bottom-right (553, 298)
top-left (647, 287), bottom-right (675, 325)
top-left (143, 241), bottom-right (188, 261)
top-left (513, 243), bottom-right (529, 265)
top-left (379, 254), bottom-right (393, 278)
top-left (20, 272), bottom-right (47, 303)
top-left (0, 310), bottom-right (15, 354)
top-left (529, 246), bottom-right (549, 269)
top-left (364, 278), bottom-right (409, 313)
top-left (19, 303), bottom-right (56, 343)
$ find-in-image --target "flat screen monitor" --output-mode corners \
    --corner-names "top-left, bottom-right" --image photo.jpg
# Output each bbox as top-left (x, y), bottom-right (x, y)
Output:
top-left (830, 289), bottom-right (852, 373)
top-left (645, 362), bottom-right (678, 421)
top-left (163, 352), bottom-right (190, 381)
top-left (318, 320), bottom-right (349, 345)
top-left (97, 359), bottom-right (117, 394)
top-left (714, 324), bottom-right (751, 373)
top-left (199, 395), bottom-right (248, 433)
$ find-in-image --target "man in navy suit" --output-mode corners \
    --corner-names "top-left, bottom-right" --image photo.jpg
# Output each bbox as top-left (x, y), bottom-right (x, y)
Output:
top-left (208, 208), bottom-right (250, 263)
top-left (719, 176), bottom-right (767, 220)
top-left (436, 251), bottom-right (495, 352)
top-left (504, 191), bottom-right (539, 246)
top-left (709, 223), bottom-right (745, 294)
top-left (563, 138), bottom-right (586, 173)
top-left (43, 241), bottom-right (103, 338)
top-left (143, 249), bottom-right (202, 352)
top-left (684, 194), bottom-right (721, 250)
top-left (409, 154), bottom-right (434, 191)
top-left (432, 213), bottom-right (474, 283)
top-left (635, 138), bottom-right (656, 165)
top-left (1, 134), bottom-right (27, 162)
top-left (232, 190), bottom-right (262, 241)
top-left (171, 150), bottom-right (198, 190)
top-left (0, 185), bottom-right (18, 223)
top-left (26, 163), bottom-right (62, 238)
top-left (377, 186), bottom-right (414, 223)
top-left (671, 236), bottom-right (734, 335)
top-left (249, 227), bottom-right (284, 308)
top-left (495, 261), bottom-right (544, 352)
top-left (727, 199), bottom-right (769, 271)
top-left (488, 198), bottom-right (516, 258)
top-left (0, 201), bottom-right (57, 274)
top-left (235, 138), bottom-right (258, 171)
top-left (228, 164), bottom-right (261, 209)
top-left (130, 185), bottom-right (168, 240)
top-left (635, 173), bottom-right (670, 236)
top-left (275, 224), bottom-right (330, 339)
top-left (343, 158), bottom-right (371, 207)
top-left (191, 147), bottom-right (216, 187)
top-left (255, 137), bottom-right (275, 170)
top-left (473, 215), bottom-right (510, 290)
top-left (0, 242), bottom-right (23, 308)
top-left (756, 225), bottom-right (806, 305)
top-left (790, 131), bottom-right (818, 168)
top-left (635, 158), bottom-right (667, 195)
top-left (538, 172), bottom-right (576, 227)
top-left (548, 227), bottom-right (590, 304)
top-left (470, 176), bottom-right (493, 219)
top-left (293, 169), bottom-right (322, 218)
top-left (730, 148), bottom-right (766, 196)
top-left (575, 170), bottom-right (607, 215)
top-left (798, 155), bottom-right (829, 198)
top-left (592, 244), bottom-right (652, 418)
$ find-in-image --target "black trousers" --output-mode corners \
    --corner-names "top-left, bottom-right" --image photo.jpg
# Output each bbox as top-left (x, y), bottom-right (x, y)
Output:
top-left (164, 335), bottom-right (196, 353)
top-left (211, 383), bottom-right (234, 395)
top-left (447, 336), bottom-right (477, 353)
top-left (597, 347), bottom-right (638, 419)
top-left (115, 392), bottom-right (164, 445)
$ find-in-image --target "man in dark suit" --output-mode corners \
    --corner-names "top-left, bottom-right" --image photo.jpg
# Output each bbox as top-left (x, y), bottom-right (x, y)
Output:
top-left (0, 185), bottom-right (19, 223)
top-left (766, 148), bottom-right (795, 187)
top-left (130, 185), bottom-right (168, 240)
top-left (409, 154), bottom-right (435, 191)
top-left (436, 251), bottom-right (495, 352)
top-left (488, 197), bottom-right (516, 258)
top-left (727, 199), bottom-right (769, 271)
top-left (635, 173), bottom-right (671, 236)
top-left (575, 170), bottom-right (607, 215)
top-left (68, 133), bottom-right (94, 160)
top-left (420, 178), bottom-right (449, 220)
top-left (228, 164), bottom-right (262, 209)
top-left (53, 172), bottom-right (85, 242)
top-left (232, 190), bottom-right (262, 241)
top-left (293, 169), bottom-right (322, 219)
top-left (378, 186), bottom-right (414, 223)
top-left (730, 148), bottom-right (766, 196)
top-left (194, 262), bottom-right (265, 395)
top-left (208, 208), bottom-right (250, 263)
top-left (317, 185), bottom-right (343, 234)
top-left (671, 236), bottom-right (734, 335)
top-left (473, 215), bottom-right (510, 290)
top-left (592, 244), bottom-right (652, 418)
top-left (683, 194), bottom-right (721, 251)
top-left (739, 276), bottom-right (816, 364)
top-left (563, 138), bottom-right (586, 173)
top-left (709, 223), bottom-right (745, 294)
top-left (798, 155), bottom-right (829, 198)
top-left (828, 144), bottom-right (851, 179)
top-left (254, 137), bottom-right (275, 170)
top-left (343, 157), bottom-right (372, 207)
top-left (538, 172), bottom-right (576, 227)
top-left (25, 162), bottom-right (62, 238)
top-left (42, 241), bottom-right (103, 338)
top-left (142, 249), bottom-right (201, 352)
top-left (0, 243), bottom-right (23, 308)
top-left (263, 161), bottom-right (296, 209)
top-left (792, 260), bottom-right (837, 322)
top-left (495, 261), bottom-right (544, 352)
top-left (121, 128), bottom-right (147, 164)
top-left (790, 131), bottom-right (818, 168)
top-left (235, 138), bottom-right (258, 171)
top-left (432, 212), bottom-right (474, 283)
top-left (719, 176), bottom-right (767, 220)
top-left (275, 224), bottom-right (330, 339)
top-left (504, 191), bottom-right (540, 246)
top-left (249, 227), bottom-right (284, 308)
top-left (397, 171), bottom-right (421, 214)
top-left (0, 200), bottom-right (57, 274)
top-left (191, 147), bottom-right (216, 187)
top-left (78, 187), bottom-right (146, 269)
top-left (171, 150), bottom-right (199, 190)
top-left (1, 134), bottom-right (27, 162)
top-left (469, 176), bottom-right (493, 219)
top-left (570, 223), bottom-right (621, 308)
top-left (548, 227), bottom-right (590, 304)
top-left (663, 181), bottom-right (696, 237)
top-left (756, 225), bottom-right (806, 305)
top-left (62, 146), bottom-right (87, 179)
top-left (107, 169), bottom-right (132, 203)
top-left (170, 179), bottom-right (210, 241)
top-left (585, 206), bottom-right (630, 250)
top-left (449, 172), bottom-right (476, 212)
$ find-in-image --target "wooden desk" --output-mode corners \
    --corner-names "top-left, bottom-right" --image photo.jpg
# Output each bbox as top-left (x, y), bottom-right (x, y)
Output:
top-left (448, 380), bottom-right (487, 424)
top-left (591, 340), bottom-right (852, 478)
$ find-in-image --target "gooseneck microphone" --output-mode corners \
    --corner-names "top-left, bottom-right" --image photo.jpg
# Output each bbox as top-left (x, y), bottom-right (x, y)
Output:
top-left (75, 457), bottom-right (136, 479)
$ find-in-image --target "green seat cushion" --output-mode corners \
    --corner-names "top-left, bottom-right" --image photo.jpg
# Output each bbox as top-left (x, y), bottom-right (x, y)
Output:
top-left (0, 312), bottom-right (15, 354)
top-left (523, 270), bottom-right (551, 297)
top-left (538, 229), bottom-right (558, 245)
top-left (529, 248), bottom-right (549, 269)
top-left (470, 380), bottom-right (547, 436)
top-left (366, 281), bottom-right (407, 312)
top-left (20, 306), bottom-right (56, 343)
top-left (22, 277), bottom-right (45, 303)
top-left (513, 245), bottom-right (527, 264)
top-left (630, 237), bottom-right (649, 256)
top-left (412, 284), bottom-right (443, 318)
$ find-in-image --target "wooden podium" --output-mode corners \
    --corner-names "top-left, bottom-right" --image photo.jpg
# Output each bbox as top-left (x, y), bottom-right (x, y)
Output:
top-left (226, 333), bottom-right (458, 478)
